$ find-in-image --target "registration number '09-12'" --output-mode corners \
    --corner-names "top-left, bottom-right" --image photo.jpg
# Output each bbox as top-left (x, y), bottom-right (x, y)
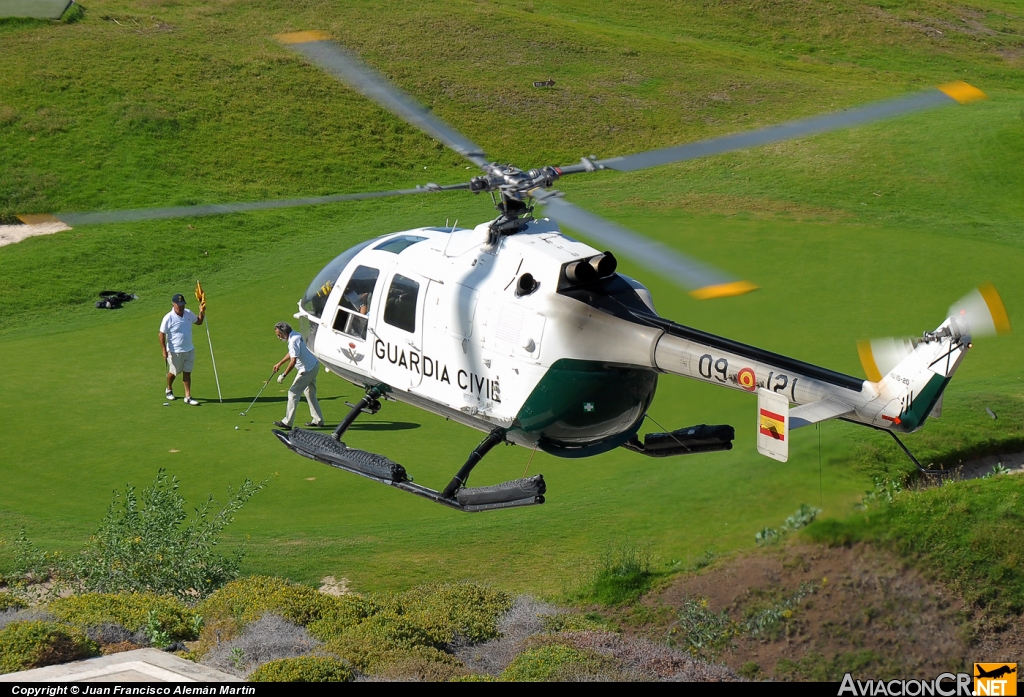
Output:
top-left (697, 354), bottom-right (798, 401)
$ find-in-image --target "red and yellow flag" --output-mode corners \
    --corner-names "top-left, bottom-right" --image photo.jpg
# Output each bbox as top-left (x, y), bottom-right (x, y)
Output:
top-left (759, 408), bottom-right (785, 441)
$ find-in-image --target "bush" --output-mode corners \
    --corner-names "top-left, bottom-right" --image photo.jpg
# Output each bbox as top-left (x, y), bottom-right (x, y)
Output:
top-left (499, 644), bottom-right (602, 682)
top-left (13, 471), bottom-right (268, 601)
top-left (203, 614), bottom-right (318, 676)
top-left (317, 614), bottom-right (438, 671)
top-left (200, 576), bottom-right (373, 630)
top-left (195, 576), bottom-right (373, 661)
top-left (0, 594), bottom-right (27, 612)
top-left (66, 471), bottom-right (267, 600)
top-left (48, 593), bottom-right (199, 642)
top-left (247, 655), bottom-right (352, 682)
top-left (385, 583), bottom-right (512, 645)
top-left (667, 597), bottom-right (737, 660)
top-left (0, 621), bottom-right (99, 673)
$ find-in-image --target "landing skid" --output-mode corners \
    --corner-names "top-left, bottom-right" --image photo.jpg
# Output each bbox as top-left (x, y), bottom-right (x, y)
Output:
top-left (273, 387), bottom-right (545, 512)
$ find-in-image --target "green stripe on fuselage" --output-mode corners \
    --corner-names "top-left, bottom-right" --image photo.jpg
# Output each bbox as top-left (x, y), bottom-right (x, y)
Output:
top-left (898, 373), bottom-right (950, 432)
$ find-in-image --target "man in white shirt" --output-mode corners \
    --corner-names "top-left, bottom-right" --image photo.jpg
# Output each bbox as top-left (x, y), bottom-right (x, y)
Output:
top-left (158, 293), bottom-right (205, 406)
top-left (272, 322), bottom-right (325, 429)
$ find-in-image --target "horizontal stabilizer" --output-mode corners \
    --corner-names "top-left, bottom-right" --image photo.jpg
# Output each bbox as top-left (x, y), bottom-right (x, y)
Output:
top-left (790, 399), bottom-right (854, 430)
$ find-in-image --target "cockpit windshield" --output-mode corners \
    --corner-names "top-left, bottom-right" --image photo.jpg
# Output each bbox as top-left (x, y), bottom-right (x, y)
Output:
top-left (301, 238), bottom-right (377, 318)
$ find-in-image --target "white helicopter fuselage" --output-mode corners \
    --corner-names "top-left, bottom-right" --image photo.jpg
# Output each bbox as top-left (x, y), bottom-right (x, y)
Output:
top-left (295, 218), bottom-right (967, 460)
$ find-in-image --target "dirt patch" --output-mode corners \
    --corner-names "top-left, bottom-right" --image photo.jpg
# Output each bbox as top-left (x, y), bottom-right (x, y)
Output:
top-left (318, 576), bottom-right (350, 596)
top-left (632, 542), bottom-right (1021, 680)
top-left (947, 450), bottom-right (1024, 481)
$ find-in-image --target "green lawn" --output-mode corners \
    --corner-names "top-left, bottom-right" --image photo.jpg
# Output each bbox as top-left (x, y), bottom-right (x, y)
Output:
top-left (1, 0), bottom-right (1022, 596)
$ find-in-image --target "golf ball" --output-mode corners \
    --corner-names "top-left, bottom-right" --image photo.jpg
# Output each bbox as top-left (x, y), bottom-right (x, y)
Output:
top-left (235, 426), bottom-right (240, 430)
top-left (163, 402), bottom-right (169, 406)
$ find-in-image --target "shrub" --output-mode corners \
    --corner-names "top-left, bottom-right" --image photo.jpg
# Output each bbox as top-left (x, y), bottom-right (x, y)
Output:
top-left (0, 621), bottom-right (99, 673)
top-left (200, 576), bottom-right (373, 630)
top-left (332, 638), bottom-right (464, 677)
top-left (387, 583), bottom-right (512, 645)
top-left (65, 470), bottom-right (267, 600)
top-left (499, 644), bottom-right (602, 682)
top-left (373, 651), bottom-right (472, 682)
top-left (11, 472), bottom-right (269, 601)
top-left (203, 614), bottom-right (318, 676)
top-left (0, 594), bottom-right (27, 612)
top-left (48, 593), bottom-right (199, 642)
top-left (667, 597), bottom-right (737, 660)
top-left (195, 576), bottom-right (372, 661)
top-left (247, 655), bottom-right (352, 682)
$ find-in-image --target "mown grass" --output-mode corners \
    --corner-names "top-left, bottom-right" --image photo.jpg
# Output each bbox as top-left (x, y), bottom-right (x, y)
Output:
top-left (1, 0), bottom-right (1022, 597)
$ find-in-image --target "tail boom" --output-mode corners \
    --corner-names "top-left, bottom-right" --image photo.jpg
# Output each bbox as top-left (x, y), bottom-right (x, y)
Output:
top-left (649, 316), bottom-right (968, 434)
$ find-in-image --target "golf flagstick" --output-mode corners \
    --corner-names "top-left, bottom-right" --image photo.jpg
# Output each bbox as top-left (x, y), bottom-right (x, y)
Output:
top-left (196, 280), bottom-right (223, 402)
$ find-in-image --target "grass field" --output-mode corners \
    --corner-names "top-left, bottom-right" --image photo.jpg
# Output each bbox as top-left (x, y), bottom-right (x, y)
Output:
top-left (1, 0), bottom-right (1023, 596)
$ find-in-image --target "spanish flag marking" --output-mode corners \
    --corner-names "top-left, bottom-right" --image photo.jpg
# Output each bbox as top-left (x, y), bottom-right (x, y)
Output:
top-left (759, 408), bottom-right (785, 441)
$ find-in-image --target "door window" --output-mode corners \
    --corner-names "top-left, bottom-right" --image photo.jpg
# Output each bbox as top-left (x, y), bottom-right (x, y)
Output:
top-left (332, 265), bottom-right (379, 340)
top-left (383, 274), bottom-right (420, 333)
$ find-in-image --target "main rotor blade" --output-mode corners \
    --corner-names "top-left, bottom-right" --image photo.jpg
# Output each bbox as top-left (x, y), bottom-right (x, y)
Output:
top-left (538, 194), bottom-right (757, 299)
top-left (558, 82), bottom-right (986, 175)
top-left (45, 183), bottom-right (471, 227)
top-left (276, 31), bottom-right (490, 169)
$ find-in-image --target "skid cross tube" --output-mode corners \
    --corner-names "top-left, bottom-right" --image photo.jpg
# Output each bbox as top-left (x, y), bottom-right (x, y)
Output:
top-left (442, 429), bottom-right (506, 498)
top-left (332, 386), bottom-right (383, 441)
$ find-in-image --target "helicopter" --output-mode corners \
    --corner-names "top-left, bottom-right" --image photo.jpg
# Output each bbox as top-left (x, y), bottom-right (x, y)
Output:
top-left (26, 32), bottom-right (1009, 512)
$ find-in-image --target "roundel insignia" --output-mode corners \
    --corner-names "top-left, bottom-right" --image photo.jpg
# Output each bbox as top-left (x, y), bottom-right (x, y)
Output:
top-left (738, 367), bottom-right (757, 391)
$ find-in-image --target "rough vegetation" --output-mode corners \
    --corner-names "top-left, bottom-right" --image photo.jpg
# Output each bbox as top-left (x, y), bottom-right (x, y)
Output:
top-left (48, 593), bottom-right (200, 643)
top-left (9, 470), bottom-right (267, 602)
top-left (0, 621), bottom-right (99, 673)
top-left (247, 655), bottom-right (352, 683)
top-left (807, 474), bottom-right (1024, 617)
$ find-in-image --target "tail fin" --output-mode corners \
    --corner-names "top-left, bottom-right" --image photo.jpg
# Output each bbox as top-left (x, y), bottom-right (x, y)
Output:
top-left (859, 285), bottom-right (1010, 431)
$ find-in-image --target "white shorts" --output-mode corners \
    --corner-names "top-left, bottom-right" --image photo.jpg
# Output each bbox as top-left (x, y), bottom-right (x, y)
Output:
top-left (167, 349), bottom-right (195, 375)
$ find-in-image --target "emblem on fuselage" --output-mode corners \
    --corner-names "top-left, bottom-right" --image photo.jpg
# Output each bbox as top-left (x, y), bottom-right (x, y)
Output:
top-left (341, 341), bottom-right (364, 364)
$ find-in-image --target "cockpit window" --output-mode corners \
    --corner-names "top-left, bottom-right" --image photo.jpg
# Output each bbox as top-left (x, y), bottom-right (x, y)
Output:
top-left (383, 274), bottom-right (420, 333)
top-left (301, 237), bottom-right (377, 318)
top-left (333, 266), bottom-right (379, 340)
top-left (374, 235), bottom-right (426, 254)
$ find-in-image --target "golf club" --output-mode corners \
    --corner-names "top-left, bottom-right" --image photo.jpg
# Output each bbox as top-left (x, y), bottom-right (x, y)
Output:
top-left (240, 369), bottom-right (277, 416)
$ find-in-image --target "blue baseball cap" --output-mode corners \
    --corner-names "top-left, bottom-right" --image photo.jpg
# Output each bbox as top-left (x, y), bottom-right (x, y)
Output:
top-left (172, 293), bottom-right (187, 306)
